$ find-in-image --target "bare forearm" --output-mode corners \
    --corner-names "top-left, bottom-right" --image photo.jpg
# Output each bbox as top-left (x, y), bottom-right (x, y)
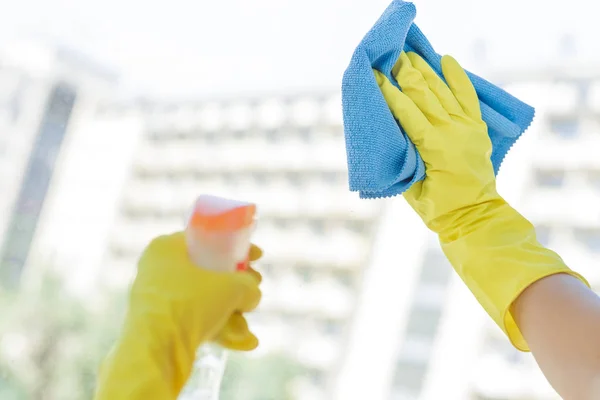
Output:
top-left (439, 198), bottom-right (597, 397)
top-left (512, 274), bottom-right (600, 399)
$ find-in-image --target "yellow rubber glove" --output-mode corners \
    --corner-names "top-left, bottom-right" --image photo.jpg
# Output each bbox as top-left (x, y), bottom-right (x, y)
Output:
top-left (374, 52), bottom-right (589, 351)
top-left (94, 232), bottom-right (263, 400)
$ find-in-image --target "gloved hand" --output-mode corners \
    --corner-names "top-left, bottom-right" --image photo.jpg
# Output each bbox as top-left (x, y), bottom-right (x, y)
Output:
top-left (374, 52), bottom-right (588, 351)
top-left (94, 232), bottom-right (262, 400)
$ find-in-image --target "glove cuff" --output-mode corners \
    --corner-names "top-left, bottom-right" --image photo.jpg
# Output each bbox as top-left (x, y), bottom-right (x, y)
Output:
top-left (439, 199), bottom-right (590, 351)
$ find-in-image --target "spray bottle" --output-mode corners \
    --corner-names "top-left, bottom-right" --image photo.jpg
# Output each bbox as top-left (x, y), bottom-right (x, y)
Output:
top-left (178, 194), bottom-right (257, 400)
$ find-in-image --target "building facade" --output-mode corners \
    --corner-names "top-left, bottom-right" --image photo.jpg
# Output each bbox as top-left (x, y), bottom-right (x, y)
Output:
top-left (0, 40), bottom-right (117, 288)
top-left (7, 41), bottom-right (600, 399)
top-left (50, 72), bottom-right (600, 399)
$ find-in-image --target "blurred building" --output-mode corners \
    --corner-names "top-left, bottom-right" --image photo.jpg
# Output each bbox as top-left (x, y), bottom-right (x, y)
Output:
top-left (0, 40), bottom-right (117, 287)
top-left (87, 73), bottom-right (600, 399)
top-left (7, 39), bottom-right (600, 400)
top-left (90, 71), bottom-right (600, 400)
top-left (0, 56), bottom-right (53, 286)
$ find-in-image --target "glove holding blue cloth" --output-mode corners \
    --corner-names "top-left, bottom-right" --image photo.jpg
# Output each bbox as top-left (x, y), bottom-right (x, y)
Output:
top-left (342, 0), bottom-right (535, 198)
top-left (374, 51), bottom-right (589, 351)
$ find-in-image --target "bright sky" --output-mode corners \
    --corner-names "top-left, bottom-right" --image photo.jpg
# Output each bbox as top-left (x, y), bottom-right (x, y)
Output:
top-left (1, 0), bottom-right (598, 98)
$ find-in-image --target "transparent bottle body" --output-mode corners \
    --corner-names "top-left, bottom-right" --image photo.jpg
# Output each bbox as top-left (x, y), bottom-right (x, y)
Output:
top-left (179, 202), bottom-right (255, 400)
top-left (179, 344), bottom-right (228, 400)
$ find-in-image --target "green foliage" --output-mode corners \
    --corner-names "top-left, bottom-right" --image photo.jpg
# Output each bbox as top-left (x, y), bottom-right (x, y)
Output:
top-left (220, 352), bottom-right (304, 400)
top-left (0, 269), bottom-right (302, 400)
top-left (0, 271), bottom-right (124, 400)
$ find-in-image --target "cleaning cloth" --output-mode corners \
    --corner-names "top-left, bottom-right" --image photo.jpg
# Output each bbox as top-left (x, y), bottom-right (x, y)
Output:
top-left (342, 0), bottom-right (535, 199)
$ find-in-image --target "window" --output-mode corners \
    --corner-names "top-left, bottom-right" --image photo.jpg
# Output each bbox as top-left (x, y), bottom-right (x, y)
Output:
top-left (345, 219), bottom-right (368, 234)
top-left (265, 129), bottom-right (280, 143)
top-left (574, 228), bottom-right (600, 253)
top-left (404, 306), bottom-right (443, 338)
top-left (322, 171), bottom-right (340, 184)
top-left (485, 334), bottom-right (526, 365)
top-left (321, 319), bottom-right (342, 336)
top-left (586, 170), bottom-right (600, 189)
top-left (393, 360), bottom-right (428, 394)
top-left (221, 172), bottom-right (239, 187)
top-left (251, 172), bottom-right (268, 186)
top-left (389, 388), bottom-right (420, 400)
top-left (331, 271), bottom-right (354, 289)
top-left (165, 171), bottom-right (182, 183)
top-left (308, 219), bottom-right (325, 235)
top-left (298, 127), bottom-right (312, 141)
top-left (122, 203), bottom-right (146, 220)
top-left (273, 218), bottom-right (290, 230)
top-left (419, 249), bottom-right (452, 285)
top-left (533, 169), bottom-right (565, 188)
top-left (203, 132), bottom-right (217, 143)
top-left (307, 369), bottom-right (325, 387)
top-left (286, 171), bottom-right (304, 187)
top-left (230, 129), bottom-right (246, 140)
top-left (396, 336), bottom-right (435, 364)
top-left (549, 117), bottom-right (580, 138)
top-left (535, 225), bottom-right (551, 246)
top-left (296, 266), bottom-right (313, 283)
top-left (260, 263), bottom-right (274, 276)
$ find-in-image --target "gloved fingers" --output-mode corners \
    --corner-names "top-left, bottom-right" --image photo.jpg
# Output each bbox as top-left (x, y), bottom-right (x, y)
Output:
top-left (219, 331), bottom-right (259, 351)
top-left (405, 52), bottom-right (464, 117)
top-left (136, 232), bottom-right (203, 287)
top-left (231, 273), bottom-right (262, 313)
top-left (141, 231), bottom-right (189, 265)
top-left (374, 69), bottom-right (432, 149)
top-left (244, 265), bottom-right (262, 284)
top-left (441, 55), bottom-right (482, 121)
top-left (403, 181), bottom-right (430, 219)
top-left (249, 244), bottom-right (263, 262)
top-left (215, 312), bottom-right (259, 351)
top-left (392, 52), bottom-right (451, 124)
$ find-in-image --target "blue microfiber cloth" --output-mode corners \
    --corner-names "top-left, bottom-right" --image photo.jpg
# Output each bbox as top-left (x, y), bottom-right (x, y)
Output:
top-left (342, 0), bottom-right (535, 199)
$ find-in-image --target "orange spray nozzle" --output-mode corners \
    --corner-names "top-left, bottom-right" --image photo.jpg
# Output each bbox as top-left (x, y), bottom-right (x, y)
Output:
top-left (187, 195), bottom-right (256, 232)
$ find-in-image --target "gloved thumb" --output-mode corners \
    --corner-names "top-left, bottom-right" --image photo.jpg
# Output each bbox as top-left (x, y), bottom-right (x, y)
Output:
top-left (229, 272), bottom-right (262, 313)
top-left (215, 312), bottom-right (259, 351)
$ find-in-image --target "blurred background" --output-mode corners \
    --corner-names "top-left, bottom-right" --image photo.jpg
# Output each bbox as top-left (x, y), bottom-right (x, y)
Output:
top-left (0, 0), bottom-right (599, 399)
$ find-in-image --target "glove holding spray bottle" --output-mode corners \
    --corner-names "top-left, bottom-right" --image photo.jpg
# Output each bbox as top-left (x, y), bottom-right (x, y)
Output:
top-left (179, 195), bottom-right (260, 400)
top-left (94, 195), bottom-right (262, 400)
